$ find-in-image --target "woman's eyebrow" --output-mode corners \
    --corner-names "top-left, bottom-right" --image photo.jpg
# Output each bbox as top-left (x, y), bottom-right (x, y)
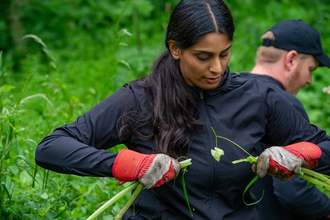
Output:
top-left (222, 45), bottom-right (232, 52)
top-left (192, 45), bottom-right (232, 54)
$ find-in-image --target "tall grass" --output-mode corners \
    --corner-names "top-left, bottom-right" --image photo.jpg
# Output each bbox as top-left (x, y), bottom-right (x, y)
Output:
top-left (0, 44), bottom-right (134, 220)
top-left (0, 2), bottom-right (159, 219)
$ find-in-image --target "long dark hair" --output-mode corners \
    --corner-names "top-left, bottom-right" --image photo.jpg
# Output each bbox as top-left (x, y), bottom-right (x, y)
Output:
top-left (119, 0), bottom-right (235, 158)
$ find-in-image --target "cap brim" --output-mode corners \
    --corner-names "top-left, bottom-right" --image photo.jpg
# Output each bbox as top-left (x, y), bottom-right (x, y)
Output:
top-left (315, 53), bottom-right (330, 68)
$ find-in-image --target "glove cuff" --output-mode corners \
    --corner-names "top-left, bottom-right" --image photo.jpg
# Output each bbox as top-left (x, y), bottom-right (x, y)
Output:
top-left (112, 149), bottom-right (151, 182)
top-left (284, 142), bottom-right (322, 169)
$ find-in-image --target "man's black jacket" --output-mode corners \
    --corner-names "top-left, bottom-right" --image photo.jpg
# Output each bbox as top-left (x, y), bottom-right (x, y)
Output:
top-left (240, 72), bottom-right (330, 220)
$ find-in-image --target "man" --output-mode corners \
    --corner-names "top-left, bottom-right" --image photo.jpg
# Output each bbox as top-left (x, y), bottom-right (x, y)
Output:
top-left (240, 19), bottom-right (330, 220)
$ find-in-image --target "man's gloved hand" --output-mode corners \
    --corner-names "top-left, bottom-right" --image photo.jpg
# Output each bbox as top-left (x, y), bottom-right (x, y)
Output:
top-left (252, 142), bottom-right (322, 181)
top-left (112, 149), bottom-right (181, 189)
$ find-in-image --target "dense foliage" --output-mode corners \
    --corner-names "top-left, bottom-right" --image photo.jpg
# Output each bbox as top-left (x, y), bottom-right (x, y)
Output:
top-left (1, 0), bottom-right (330, 219)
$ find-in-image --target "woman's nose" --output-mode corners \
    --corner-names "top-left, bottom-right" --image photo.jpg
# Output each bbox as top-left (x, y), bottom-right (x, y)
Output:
top-left (209, 58), bottom-right (222, 74)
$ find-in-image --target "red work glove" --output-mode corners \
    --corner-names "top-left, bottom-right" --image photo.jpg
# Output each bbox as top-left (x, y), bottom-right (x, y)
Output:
top-left (112, 149), bottom-right (181, 189)
top-left (252, 142), bottom-right (322, 181)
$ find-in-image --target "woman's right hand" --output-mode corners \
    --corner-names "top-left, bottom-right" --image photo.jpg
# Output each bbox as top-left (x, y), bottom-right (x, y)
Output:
top-left (112, 149), bottom-right (181, 189)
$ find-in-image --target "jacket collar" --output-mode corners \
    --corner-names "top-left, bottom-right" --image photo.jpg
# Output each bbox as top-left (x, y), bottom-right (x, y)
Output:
top-left (239, 72), bottom-right (284, 90)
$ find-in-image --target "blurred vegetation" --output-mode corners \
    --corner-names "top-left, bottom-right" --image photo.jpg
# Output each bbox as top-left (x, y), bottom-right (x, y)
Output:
top-left (0, 0), bottom-right (330, 219)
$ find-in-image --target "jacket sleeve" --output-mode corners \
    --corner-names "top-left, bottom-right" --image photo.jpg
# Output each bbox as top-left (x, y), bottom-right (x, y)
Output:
top-left (35, 84), bottom-right (138, 177)
top-left (261, 87), bottom-right (330, 175)
top-left (273, 176), bottom-right (330, 219)
top-left (267, 92), bottom-right (330, 218)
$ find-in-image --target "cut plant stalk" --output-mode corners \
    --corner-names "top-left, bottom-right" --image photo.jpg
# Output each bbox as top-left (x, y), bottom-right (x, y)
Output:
top-left (87, 158), bottom-right (192, 220)
top-left (231, 150), bottom-right (330, 193)
top-left (231, 153), bottom-right (330, 206)
top-left (296, 168), bottom-right (330, 191)
top-left (233, 156), bottom-right (330, 202)
top-left (210, 128), bottom-right (330, 205)
top-left (114, 183), bottom-right (144, 220)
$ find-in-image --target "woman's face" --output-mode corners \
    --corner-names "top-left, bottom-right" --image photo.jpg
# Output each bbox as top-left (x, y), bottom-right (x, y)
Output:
top-left (170, 32), bottom-right (232, 90)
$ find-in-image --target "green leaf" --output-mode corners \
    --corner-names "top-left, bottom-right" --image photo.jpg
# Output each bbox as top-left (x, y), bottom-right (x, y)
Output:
top-left (39, 204), bottom-right (54, 217)
top-left (243, 175), bottom-right (264, 206)
top-left (1, 182), bottom-right (11, 199)
top-left (24, 214), bottom-right (39, 220)
top-left (40, 192), bottom-right (48, 199)
top-left (8, 165), bottom-right (20, 177)
top-left (0, 85), bottom-right (15, 93)
top-left (20, 93), bottom-right (54, 107)
top-left (86, 195), bottom-right (97, 203)
top-left (15, 155), bottom-right (35, 169)
top-left (182, 167), bottom-right (193, 217)
top-left (211, 147), bottom-right (224, 162)
top-left (118, 60), bottom-right (131, 69)
top-left (17, 133), bottom-right (37, 148)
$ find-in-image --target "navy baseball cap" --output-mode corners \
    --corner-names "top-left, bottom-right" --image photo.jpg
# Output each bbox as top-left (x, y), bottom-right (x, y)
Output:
top-left (262, 19), bottom-right (330, 68)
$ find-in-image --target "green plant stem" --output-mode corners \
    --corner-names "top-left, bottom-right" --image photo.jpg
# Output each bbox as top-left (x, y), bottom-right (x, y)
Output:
top-left (115, 0), bottom-right (129, 37)
top-left (301, 168), bottom-right (330, 185)
top-left (232, 156), bottom-right (258, 164)
top-left (211, 127), bottom-right (253, 157)
top-left (296, 172), bottom-right (330, 191)
top-left (232, 158), bottom-right (250, 164)
top-left (86, 182), bottom-right (139, 220)
top-left (87, 159), bottom-right (192, 220)
top-left (233, 157), bottom-right (330, 193)
top-left (114, 183), bottom-right (144, 220)
top-left (0, 139), bottom-right (12, 164)
top-left (179, 158), bottom-right (192, 168)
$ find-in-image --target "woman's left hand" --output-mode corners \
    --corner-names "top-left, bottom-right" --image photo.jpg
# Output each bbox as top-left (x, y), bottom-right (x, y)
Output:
top-left (252, 142), bottom-right (322, 181)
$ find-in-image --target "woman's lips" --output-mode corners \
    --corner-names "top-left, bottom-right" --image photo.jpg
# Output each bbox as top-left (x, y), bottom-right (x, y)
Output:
top-left (205, 77), bottom-right (220, 84)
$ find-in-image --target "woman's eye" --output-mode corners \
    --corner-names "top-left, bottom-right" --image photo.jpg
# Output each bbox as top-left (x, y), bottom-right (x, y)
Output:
top-left (197, 56), bottom-right (209, 61)
top-left (220, 53), bottom-right (229, 58)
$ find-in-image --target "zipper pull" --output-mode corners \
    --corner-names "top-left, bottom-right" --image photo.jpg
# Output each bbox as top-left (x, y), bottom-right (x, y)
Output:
top-left (199, 89), bottom-right (204, 100)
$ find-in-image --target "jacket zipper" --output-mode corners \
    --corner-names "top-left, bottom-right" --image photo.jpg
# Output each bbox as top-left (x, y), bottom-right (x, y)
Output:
top-left (199, 89), bottom-right (219, 219)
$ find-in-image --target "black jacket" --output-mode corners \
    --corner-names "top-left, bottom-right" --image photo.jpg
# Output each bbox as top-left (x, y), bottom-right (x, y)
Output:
top-left (240, 72), bottom-right (330, 220)
top-left (35, 68), bottom-right (330, 219)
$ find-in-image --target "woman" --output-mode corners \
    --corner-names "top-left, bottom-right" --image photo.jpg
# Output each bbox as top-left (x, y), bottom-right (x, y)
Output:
top-left (35, 0), bottom-right (330, 219)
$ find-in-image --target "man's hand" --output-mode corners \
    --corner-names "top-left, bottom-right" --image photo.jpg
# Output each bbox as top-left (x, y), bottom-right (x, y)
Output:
top-left (112, 149), bottom-right (181, 189)
top-left (252, 142), bottom-right (321, 181)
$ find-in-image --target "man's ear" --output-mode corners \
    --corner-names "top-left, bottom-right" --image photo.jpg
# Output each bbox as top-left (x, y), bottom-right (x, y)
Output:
top-left (284, 50), bottom-right (299, 71)
top-left (168, 40), bottom-right (180, 60)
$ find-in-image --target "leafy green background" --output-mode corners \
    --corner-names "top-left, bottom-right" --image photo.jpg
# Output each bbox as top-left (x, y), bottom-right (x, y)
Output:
top-left (1, 0), bottom-right (330, 219)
